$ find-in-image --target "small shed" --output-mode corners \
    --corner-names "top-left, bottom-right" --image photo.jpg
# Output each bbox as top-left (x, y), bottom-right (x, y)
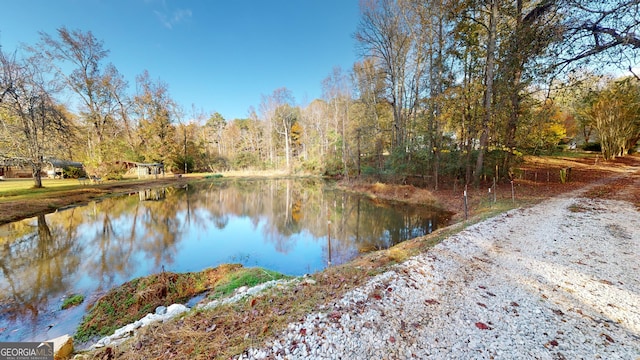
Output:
top-left (135, 162), bottom-right (164, 179)
top-left (116, 161), bottom-right (164, 179)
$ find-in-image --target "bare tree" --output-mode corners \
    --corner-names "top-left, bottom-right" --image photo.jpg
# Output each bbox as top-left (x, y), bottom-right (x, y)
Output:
top-left (275, 102), bottom-right (298, 172)
top-left (556, 0), bottom-right (640, 72)
top-left (322, 67), bottom-right (351, 178)
top-left (0, 49), bottom-right (70, 187)
top-left (356, 0), bottom-right (422, 151)
top-left (260, 88), bottom-right (296, 170)
top-left (301, 99), bottom-right (330, 160)
top-left (37, 27), bottom-right (127, 163)
top-left (351, 58), bottom-right (389, 174)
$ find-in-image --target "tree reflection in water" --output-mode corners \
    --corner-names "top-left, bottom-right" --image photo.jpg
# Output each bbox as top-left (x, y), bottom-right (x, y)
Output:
top-left (0, 213), bottom-right (81, 337)
top-left (0, 179), bottom-right (451, 342)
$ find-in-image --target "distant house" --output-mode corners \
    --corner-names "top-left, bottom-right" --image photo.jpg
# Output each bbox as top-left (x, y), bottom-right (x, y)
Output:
top-left (0, 156), bottom-right (84, 179)
top-left (0, 157), bottom-right (31, 179)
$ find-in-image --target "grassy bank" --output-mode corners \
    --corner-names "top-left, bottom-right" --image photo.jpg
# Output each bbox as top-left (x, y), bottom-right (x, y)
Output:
top-left (76, 264), bottom-right (289, 343)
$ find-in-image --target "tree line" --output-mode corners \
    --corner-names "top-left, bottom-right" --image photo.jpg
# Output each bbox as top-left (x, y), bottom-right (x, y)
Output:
top-left (1, 0), bottom-right (639, 188)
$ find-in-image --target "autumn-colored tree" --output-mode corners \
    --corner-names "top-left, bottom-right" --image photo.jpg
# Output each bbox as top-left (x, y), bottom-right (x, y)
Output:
top-left (171, 121), bottom-right (205, 172)
top-left (446, 2), bottom-right (486, 183)
top-left (497, 0), bottom-right (561, 171)
top-left (583, 78), bottom-right (640, 160)
top-left (290, 121), bottom-right (304, 158)
top-left (133, 70), bottom-right (178, 165)
top-left (516, 99), bottom-right (567, 154)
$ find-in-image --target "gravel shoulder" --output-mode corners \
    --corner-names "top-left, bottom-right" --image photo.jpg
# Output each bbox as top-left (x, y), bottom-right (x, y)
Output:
top-left (239, 173), bottom-right (640, 359)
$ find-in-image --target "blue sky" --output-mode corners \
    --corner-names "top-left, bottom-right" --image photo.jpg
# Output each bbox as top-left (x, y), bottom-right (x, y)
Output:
top-left (0, 0), bottom-right (361, 121)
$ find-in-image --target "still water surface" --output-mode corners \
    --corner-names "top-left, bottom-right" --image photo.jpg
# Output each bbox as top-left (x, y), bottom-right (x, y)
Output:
top-left (0, 179), bottom-right (450, 342)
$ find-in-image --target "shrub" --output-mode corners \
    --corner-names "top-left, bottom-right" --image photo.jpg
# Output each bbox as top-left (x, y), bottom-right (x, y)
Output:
top-left (323, 157), bottom-right (344, 177)
top-left (62, 294), bottom-right (84, 310)
top-left (103, 162), bottom-right (127, 180)
top-left (232, 152), bottom-right (261, 169)
top-left (298, 159), bottom-right (322, 174)
top-left (63, 166), bottom-right (86, 179)
top-left (582, 142), bottom-right (601, 152)
top-left (209, 155), bottom-right (230, 172)
top-left (169, 155), bottom-right (195, 174)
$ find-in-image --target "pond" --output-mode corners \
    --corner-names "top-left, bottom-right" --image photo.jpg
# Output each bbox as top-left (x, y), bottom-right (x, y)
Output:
top-left (0, 179), bottom-right (451, 343)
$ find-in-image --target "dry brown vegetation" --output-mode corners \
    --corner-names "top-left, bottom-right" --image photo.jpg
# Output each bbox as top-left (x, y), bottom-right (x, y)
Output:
top-left (342, 182), bottom-right (439, 206)
top-left (431, 154), bottom-right (640, 222)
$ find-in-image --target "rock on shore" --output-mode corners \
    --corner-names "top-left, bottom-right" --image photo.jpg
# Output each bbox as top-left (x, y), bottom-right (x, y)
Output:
top-left (86, 278), bottom-right (292, 351)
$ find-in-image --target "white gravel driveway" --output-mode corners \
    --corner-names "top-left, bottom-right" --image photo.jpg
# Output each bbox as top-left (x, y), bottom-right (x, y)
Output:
top-left (239, 184), bottom-right (640, 359)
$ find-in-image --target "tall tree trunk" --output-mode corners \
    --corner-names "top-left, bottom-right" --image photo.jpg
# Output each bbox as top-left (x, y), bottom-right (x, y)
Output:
top-left (503, 0), bottom-right (523, 175)
top-left (474, 0), bottom-right (498, 186)
top-left (284, 122), bottom-right (290, 171)
top-left (342, 101), bottom-right (349, 180)
top-left (392, 74), bottom-right (405, 151)
top-left (32, 163), bottom-right (43, 188)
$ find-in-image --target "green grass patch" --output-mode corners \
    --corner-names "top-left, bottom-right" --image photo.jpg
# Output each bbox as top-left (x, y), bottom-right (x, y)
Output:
top-left (0, 179), bottom-right (82, 198)
top-left (208, 268), bottom-right (289, 300)
top-left (62, 294), bottom-right (85, 310)
top-left (74, 264), bottom-right (289, 343)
